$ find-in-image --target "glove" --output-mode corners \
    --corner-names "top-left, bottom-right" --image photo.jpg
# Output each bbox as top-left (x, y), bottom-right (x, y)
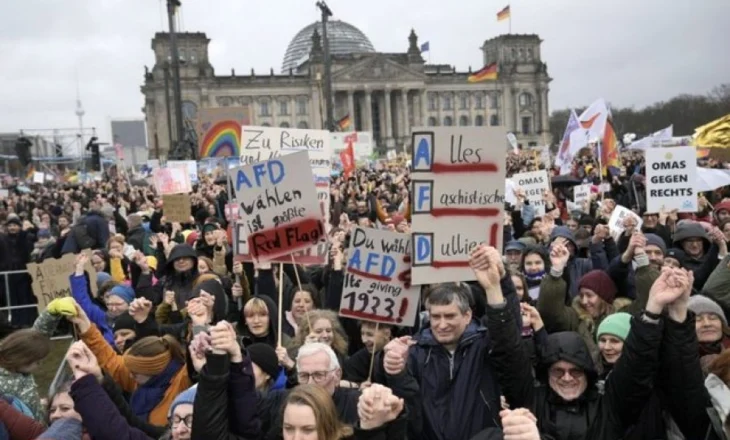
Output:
top-left (47, 298), bottom-right (78, 317)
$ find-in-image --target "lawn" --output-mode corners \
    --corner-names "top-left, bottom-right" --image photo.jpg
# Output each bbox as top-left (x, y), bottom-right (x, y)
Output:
top-left (35, 337), bottom-right (73, 397)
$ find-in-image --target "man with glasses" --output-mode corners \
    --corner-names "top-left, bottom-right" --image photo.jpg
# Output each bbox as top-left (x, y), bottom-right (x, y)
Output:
top-left (259, 342), bottom-right (364, 439)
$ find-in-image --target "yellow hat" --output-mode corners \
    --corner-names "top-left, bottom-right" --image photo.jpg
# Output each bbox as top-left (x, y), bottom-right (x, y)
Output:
top-left (146, 256), bottom-right (158, 271)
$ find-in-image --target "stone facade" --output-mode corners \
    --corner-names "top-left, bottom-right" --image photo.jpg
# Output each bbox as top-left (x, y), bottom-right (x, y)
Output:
top-left (141, 27), bottom-right (552, 159)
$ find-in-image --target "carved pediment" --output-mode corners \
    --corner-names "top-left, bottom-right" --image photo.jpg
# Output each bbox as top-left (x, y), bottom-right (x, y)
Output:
top-left (333, 55), bottom-right (426, 82)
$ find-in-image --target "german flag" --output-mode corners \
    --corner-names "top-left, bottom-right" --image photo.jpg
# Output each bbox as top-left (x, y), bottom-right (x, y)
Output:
top-left (497, 5), bottom-right (510, 21)
top-left (337, 114), bottom-right (351, 131)
top-left (467, 63), bottom-right (498, 83)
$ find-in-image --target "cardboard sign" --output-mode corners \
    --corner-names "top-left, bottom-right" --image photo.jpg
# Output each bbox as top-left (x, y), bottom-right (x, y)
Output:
top-left (410, 126), bottom-right (507, 285)
top-left (229, 151), bottom-right (324, 261)
top-left (168, 160), bottom-right (199, 184)
top-left (162, 193), bottom-right (192, 224)
top-left (511, 170), bottom-right (550, 215)
top-left (27, 252), bottom-right (98, 313)
top-left (573, 184), bottom-right (592, 206)
top-left (153, 167), bottom-right (191, 195)
top-left (339, 227), bottom-right (419, 326)
top-left (646, 146), bottom-right (698, 213)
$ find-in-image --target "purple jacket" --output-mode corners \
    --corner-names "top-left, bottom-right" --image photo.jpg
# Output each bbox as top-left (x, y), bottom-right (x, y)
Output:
top-left (69, 275), bottom-right (115, 347)
top-left (69, 374), bottom-right (153, 440)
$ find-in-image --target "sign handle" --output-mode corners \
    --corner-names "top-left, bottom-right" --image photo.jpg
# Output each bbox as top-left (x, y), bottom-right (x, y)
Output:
top-left (277, 263), bottom-right (284, 348)
top-left (290, 254), bottom-right (312, 330)
top-left (367, 322), bottom-right (380, 383)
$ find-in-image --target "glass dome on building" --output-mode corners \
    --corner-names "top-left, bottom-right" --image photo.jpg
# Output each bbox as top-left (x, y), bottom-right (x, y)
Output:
top-left (281, 20), bottom-right (376, 73)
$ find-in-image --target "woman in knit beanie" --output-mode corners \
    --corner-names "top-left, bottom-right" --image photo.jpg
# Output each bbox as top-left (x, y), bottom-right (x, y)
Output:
top-left (68, 303), bottom-right (193, 427)
top-left (688, 295), bottom-right (730, 359)
top-left (596, 312), bottom-right (632, 380)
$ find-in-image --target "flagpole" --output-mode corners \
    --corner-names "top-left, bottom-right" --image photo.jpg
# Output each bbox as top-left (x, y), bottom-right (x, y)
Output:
top-left (509, 4), bottom-right (512, 34)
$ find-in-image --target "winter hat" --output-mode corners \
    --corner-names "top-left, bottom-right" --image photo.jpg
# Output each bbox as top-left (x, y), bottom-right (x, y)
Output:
top-left (578, 270), bottom-right (617, 304)
top-left (112, 312), bottom-right (136, 333)
top-left (688, 295), bottom-right (727, 326)
top-left (665, 248), bottom-right (686, 267)
top-left (185, 231), bottom-right (199, 247)
top-left (578, 215), bottom-right (595, 227)
top-left (596, 312), bottom-right (632, 342)
top-left (246, 343), bottom-right (280, 379)
top-left (5, 216), bottom-right (21, 227)
top-left (644, 233), bottom-right (667, 255)
top-left (127, 213), bottom-right (143, 229)
top-left (109, 284), bottom-right (135, 304)
top-left (168, 384), bottom-right (198, 417)
top-left (146, 256), bottom-right (158, 271)
top-left (504, 240), bottom-right (526, 253)
top-left (202, 223), bottom-right (219, 234)
top-left (96, 272), bottom-right (112, 290)
top-left (37, 416), bottom-right (83, 439)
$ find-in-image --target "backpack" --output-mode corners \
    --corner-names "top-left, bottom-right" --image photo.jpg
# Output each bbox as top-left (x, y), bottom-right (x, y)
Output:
top-left (72, 217), bottom-right (97, 250)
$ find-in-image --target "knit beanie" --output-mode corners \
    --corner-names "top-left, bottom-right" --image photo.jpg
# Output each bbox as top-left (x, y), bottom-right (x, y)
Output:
top-left (113, 312), bottom-right (136, 333)
top-left (246, 343), bottom-right (280, 379)
top-left (578, 270), bottom-right (617, 304)
top-left (688, 295), bottom-right (728, 326)
top-left (123, 344), bottom-right (171, 376)
top-left (37, 417), bottom-right (83, 439)
top-left (168, 384), bottom-right (198, 417)
top-left (644, 233), bottom-right (667, 255)
top-left (109, 285), bottom-right (135, 304)
top-left (666, 248), bottom-right (686, 267)
top-left (596, 312), bottom-right (632, 342)
top-left (96, 272), bottom-right (112, 290)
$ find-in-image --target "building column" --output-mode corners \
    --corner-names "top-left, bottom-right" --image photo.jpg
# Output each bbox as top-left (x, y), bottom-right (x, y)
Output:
top-left (347, 90), bottom-right (355, 132)
top-left (402, 89), bottom-right (411, 137)
top-left (420, 90), bottom-right (427, 126)
top-left (512, 88), bottom-right (520, 134)
top-left (290, 96), bottom-right (296, 127)
top-left (452, 92), bottom-right (457, 124)
top-left (364, 89), bottom-right (373, 131)
top-left (468, 93), bottom-right (475, 125)
top-left (250, 96), bottom-right (258, 126)
top-left (271, 96), bottom-right (278, 127)
top-left (541, 88), bottom-right (550, 136)
top-left (384, 88), bottom-right (393, 145)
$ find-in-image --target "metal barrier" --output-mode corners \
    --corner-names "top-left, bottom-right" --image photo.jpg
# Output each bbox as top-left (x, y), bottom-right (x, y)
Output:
top-left (0, 269), bottom-right (73, 339)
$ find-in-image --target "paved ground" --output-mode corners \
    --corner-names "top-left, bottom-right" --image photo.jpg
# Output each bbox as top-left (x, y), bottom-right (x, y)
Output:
top-left (35, 338), bottom-right (72, 397)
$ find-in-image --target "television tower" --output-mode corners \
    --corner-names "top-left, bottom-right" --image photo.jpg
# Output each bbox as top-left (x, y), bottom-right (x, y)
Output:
top-left (75, 78), bottom-right (85, 156)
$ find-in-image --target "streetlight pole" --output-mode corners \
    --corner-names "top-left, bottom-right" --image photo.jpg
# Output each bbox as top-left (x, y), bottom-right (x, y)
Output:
top-left (316, 1), bottom-right (334, 132)
top-left (166, 0), bottom-right (185, 158)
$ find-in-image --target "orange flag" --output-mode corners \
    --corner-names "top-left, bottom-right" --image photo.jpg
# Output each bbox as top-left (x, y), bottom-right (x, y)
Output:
top-left (340, 140), bottom-right (355, 178)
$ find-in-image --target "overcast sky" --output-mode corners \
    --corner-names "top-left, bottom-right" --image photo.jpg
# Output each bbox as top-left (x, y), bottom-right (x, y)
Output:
top-left (1, 0), bottom-right (728, 148)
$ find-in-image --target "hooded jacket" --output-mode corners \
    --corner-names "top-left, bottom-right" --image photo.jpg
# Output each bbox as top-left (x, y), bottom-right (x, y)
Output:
top-left (162, 244), bottom-right (199, 309)
top-left (237, 295), bottom-right (291, 349)
top-left (672, 222), bottom-right (719, 289)
top-left (61, 211), bottom-right (109, 254)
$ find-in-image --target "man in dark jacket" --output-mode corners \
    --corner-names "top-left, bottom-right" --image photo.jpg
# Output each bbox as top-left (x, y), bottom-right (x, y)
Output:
top-left (0, 216), bottom-right (37, 326)
top-left (382, 245), bottom-right (532, 440)
top-left (672, 221), bottom-right (721, 289)
top-left (61, 201), bottom-right (111, 254)
top-left (125, 213), bottom-right (148, 254)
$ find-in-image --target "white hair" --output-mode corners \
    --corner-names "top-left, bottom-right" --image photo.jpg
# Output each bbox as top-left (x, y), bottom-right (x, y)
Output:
top-left (296, 342), bottom-right (340, 370)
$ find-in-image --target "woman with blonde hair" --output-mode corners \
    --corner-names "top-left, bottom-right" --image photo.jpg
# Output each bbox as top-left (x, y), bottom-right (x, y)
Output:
top-left (67, 300), bottom-right (192, 427)
top-left (107, 234), bottom-right (131, 282)
top-left (293, 309), bottom-right (349, 359)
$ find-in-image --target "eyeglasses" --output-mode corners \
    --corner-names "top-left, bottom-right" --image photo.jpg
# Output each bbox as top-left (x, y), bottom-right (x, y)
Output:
top-left (297, 369), bottom-right (334, 384)
top-left (170, 414), bottom-right (193, 429)
top-left (549, 367), bottom-right (584, 380)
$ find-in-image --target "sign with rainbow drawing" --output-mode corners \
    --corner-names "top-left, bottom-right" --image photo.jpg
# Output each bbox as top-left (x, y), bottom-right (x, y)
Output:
top-left (197, 106), bottom-right (251, 158)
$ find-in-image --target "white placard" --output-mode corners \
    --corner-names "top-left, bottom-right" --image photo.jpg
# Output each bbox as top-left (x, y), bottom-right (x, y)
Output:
top-left (237, 125), bottom-right (332, 264)
top-left (153, 168), bottom-right (191, 195)
top-left (410, 127), bottom-right (507, 285)
top-left (511, 170), bottom-right (549, 215)
top-left (573, 184), bottom-right (592, 206)
top-left (646, 146), bottom-right (698, 213)
top-left (33, 172), bottom-right (44, 184)
top-left (339, 227), bottom-right (419, 326)
top-left (229, 151), bottom-right (324, 262)
top-left (608, 205), bottom-right (643, 241)
top-left (331, 132), bottom-right (374, 160)
top-left (168, 160), bottom-right (199, 184)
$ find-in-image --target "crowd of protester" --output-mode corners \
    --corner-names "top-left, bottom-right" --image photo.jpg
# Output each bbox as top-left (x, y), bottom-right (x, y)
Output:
top-left (0, 148), bottom-right (729, 439)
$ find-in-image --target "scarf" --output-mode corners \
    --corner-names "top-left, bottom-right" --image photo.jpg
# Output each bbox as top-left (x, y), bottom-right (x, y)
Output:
top-left (525, 270), bottom-right (546, 287)
top-left (129, 360), bottom-right (182, 422)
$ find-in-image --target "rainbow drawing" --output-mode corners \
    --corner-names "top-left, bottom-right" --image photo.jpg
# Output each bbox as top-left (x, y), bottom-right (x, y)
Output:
top-left (199, 120), bottom-right (241, 158)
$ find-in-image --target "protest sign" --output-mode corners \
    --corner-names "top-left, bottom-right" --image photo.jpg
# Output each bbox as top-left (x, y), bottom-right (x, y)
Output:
top-left (410, 126), bottom-right (507, 284)
top-left (162, 193), bottom-right (192, 223)
top-left (646, 146), bottom-right (697, 213)
top-left (228, 150), bottom-right (324, 261)
top-left (339, 227), bottom-right (419, 326)
top-left (511, 170), bottom-right (549, 215)
top-left (608, 205), bottom-right (643, 241)
top-left (235, 126), bottom-right (332, 264)
top-left (27, 252), bottom-right (98, 313)
top-left (168, 160), bottom-right (199, 184)
top-left (573, 184), bottom-right (592, 205)
top-left (153, 167), bottom-right (191, 195)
